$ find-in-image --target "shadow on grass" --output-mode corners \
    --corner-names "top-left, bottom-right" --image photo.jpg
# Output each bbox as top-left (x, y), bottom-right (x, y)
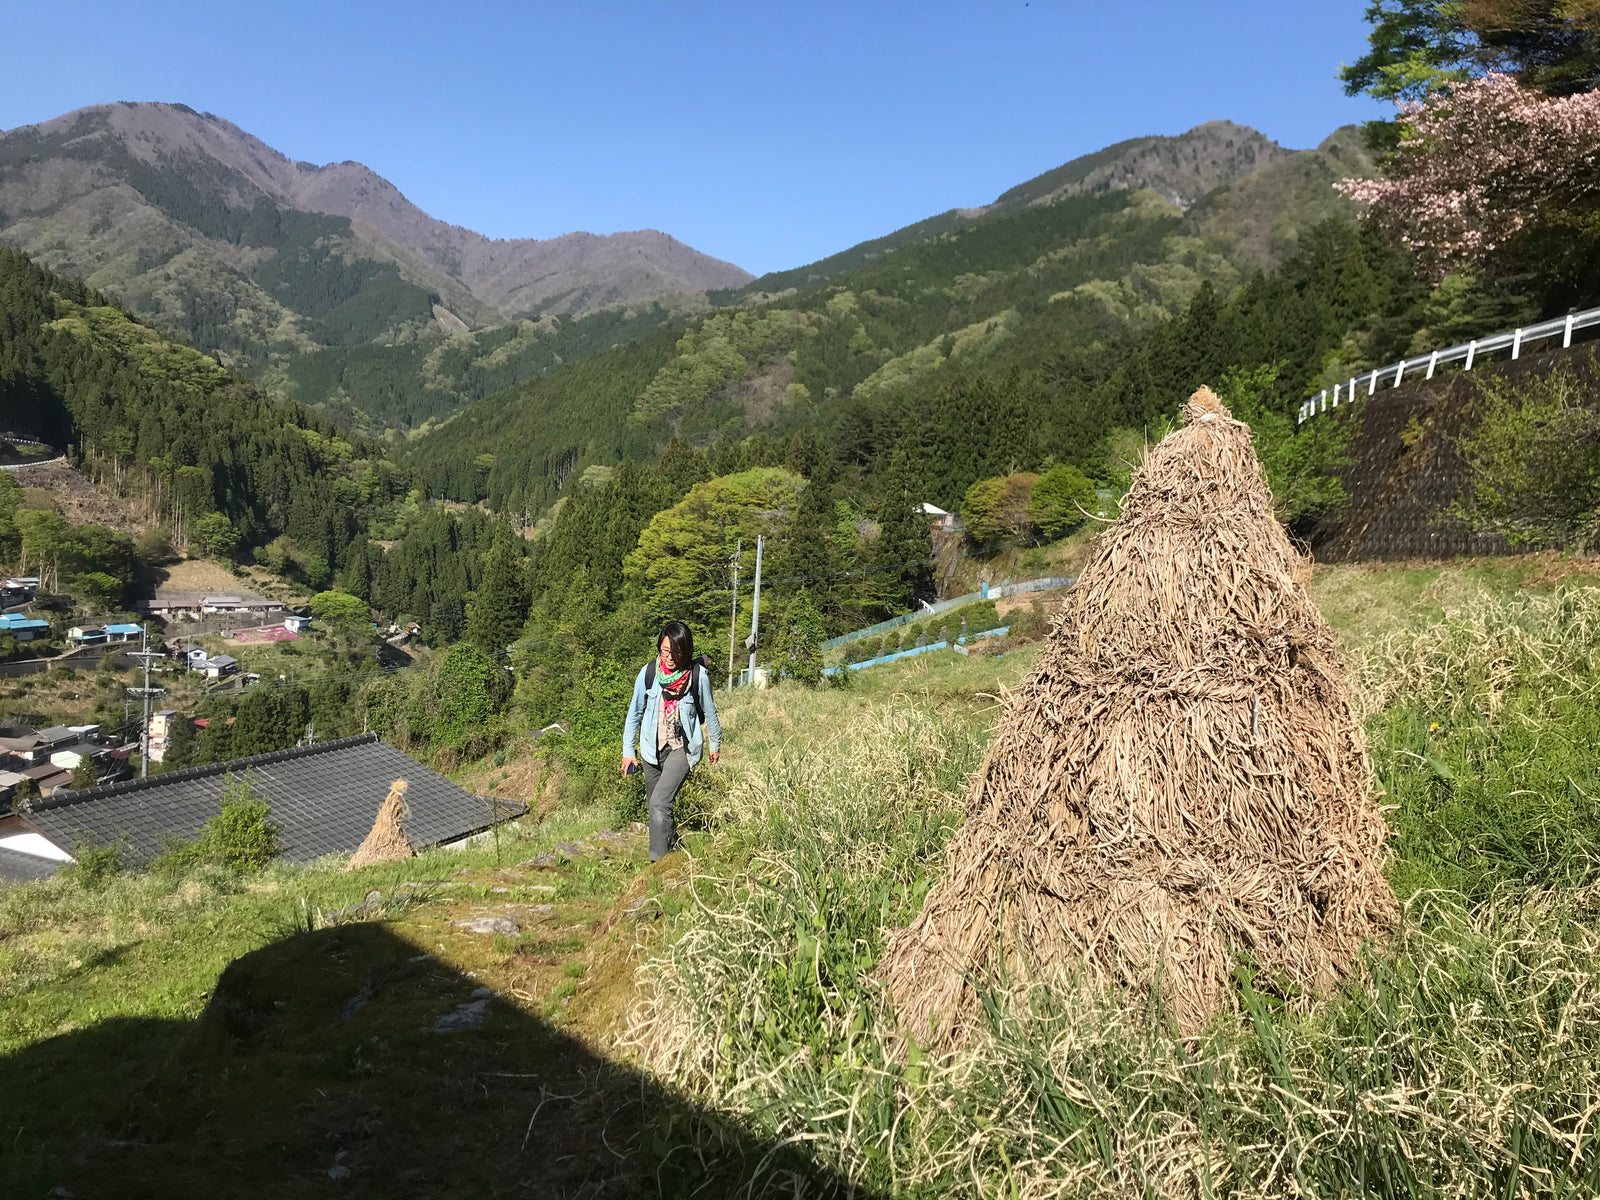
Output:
top-left (2, 922), bottom-right (870, 1198)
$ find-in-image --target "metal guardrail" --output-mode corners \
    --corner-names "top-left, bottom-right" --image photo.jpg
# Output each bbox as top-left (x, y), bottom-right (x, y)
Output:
top-left (1297, 306), bottom-right (1600, 424)
top-left (0, 456), bottom-right (66, 472)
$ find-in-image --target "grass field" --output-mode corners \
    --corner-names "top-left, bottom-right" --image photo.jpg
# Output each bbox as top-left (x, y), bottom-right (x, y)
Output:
top-left (4, 557), bottom-right (1600, 1195)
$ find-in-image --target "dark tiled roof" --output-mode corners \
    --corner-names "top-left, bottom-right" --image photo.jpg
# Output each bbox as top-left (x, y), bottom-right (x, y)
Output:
top-left (19, 735), bottom-right (522, 866)
top-left (0, 846), bottom-right (62, 882)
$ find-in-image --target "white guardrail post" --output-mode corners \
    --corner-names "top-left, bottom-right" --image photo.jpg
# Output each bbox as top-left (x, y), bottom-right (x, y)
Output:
top-left (1297, 306), bottom-right (1600, 424)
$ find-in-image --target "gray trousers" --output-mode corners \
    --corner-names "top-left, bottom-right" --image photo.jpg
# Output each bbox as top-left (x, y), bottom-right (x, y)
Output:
top-left (642, 748), bottom-right (691, 861)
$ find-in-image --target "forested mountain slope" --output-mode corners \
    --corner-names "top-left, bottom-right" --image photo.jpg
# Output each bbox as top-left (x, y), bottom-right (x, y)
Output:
top-left (296, 119), bottom-right (1362, 436)
top-left (407, 123), bottom-right (1379, 518)
top-left (0, 246), bottom-right (393, 563)
top-left (283, 301), bottom-right (700, 434)
top-left (734, 120), bottom-right (1302, 299)
top-left (0, 248), bottom-right (513, 647)
top-left (0, 103), bottom-right (750, 375)
top-left (0, 106), bottom-right (1370, 442)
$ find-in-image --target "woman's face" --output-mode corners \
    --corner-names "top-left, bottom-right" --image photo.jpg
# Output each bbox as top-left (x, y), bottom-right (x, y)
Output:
top-left (659, 636), bottom-right (678, 670)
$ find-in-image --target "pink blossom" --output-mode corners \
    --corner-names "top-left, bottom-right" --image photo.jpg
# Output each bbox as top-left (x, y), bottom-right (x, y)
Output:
top-left (1338, 73), bottom-right (1600, 278)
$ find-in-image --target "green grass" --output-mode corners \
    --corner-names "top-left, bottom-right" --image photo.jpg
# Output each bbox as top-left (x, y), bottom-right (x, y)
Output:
top-left (622, 562), bottom-right (1600, 1197)
top-left (7, 558), bottom-right (1600, 1195)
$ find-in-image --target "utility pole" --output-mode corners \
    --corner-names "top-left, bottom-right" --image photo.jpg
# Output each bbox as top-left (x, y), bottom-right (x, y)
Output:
top-left (744, 534), bottom-right (764, 686)
top-left (125, 624), bottom-right (166, 779)
top-left (726, 539), bottom-right (741, 693)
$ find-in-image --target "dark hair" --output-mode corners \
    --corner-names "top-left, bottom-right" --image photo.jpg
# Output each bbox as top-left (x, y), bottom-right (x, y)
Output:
top-left (657, 621), bottom-right (694, 669)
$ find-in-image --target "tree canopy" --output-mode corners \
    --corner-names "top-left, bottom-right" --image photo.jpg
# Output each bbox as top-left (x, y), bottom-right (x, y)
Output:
top-left (626, 468), bottom-right (802, 633)
top-left (1342, 0), bottom-right (1600, 101)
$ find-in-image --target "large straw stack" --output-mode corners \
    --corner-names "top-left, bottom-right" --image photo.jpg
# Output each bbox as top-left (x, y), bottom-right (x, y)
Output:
top-left (346, 779), bottom-right (415, 869)
top-left (879, 387), bottom-right (1396, 1040)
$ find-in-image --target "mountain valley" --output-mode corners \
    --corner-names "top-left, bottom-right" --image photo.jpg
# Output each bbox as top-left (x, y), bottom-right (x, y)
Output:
top-left (1, 103), bottom-right (1370, 440)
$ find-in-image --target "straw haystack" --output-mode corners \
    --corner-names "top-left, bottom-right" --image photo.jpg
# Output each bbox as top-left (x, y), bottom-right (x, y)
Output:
top-left (879, 387), bottom-right (1396, 1040)
top-left (346, 779), bottom-right (416, 869)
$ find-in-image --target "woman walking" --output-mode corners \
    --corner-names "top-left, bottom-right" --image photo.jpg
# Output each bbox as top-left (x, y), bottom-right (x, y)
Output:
top-left (622, 621), bottom-right (721, 862)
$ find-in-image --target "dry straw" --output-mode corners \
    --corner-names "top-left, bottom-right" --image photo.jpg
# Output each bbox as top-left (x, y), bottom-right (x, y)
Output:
top-left (879, 386), bottom-right (1397, 1039)
top-left (346, 779), bottom-right (415, 869)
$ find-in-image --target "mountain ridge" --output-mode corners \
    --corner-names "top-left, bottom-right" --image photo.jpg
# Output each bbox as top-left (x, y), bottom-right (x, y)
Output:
top-left (735, 120), bottom-right (1299, 298)
top-left (0, 101), bottom-right (752, 353)
top-left (0, 103), bottom-right (1371, 442)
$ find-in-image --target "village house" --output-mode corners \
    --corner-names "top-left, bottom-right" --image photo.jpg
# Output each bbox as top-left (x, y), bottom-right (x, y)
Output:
top-left (0, 613), bottom-right (50, 642)
top-left (0, 730), bottom-right (43, 763)
top-left (67, 625), bottom-right (108, 645)
top-left (104, 623), bottom-right (143, 642)
top-left (49, 744), bottom-right (104, 772)
top-left (19, 763), bottom-right (71, 798)
top-left (34, 727), bottom-right (83, 756)
top-left (173, 644), bottom-right (209, 671)
top-left (920, 503), bottom-right (963, 533)
top-left (283, 615), bottom-right (311, 634)
top-left (0, 734), bottom-right (525, 880)
top-left (204, 654), bottom-right (240, 680)
top-left (146, 710), bottom-right (190, 764)
top-left (0, 770), bottom-right (26, 809)
top-left (144, 589), bottom-right (278, 620)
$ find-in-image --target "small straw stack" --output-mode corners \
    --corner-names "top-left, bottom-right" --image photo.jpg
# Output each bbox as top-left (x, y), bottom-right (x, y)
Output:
top-left (346, 779), bottom-right (415, 870)
top-left (879, 386), bottom-right (1396, 1041)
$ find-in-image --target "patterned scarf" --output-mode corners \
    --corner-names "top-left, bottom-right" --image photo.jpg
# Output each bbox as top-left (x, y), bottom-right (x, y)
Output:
top-left (657, 652), bottom-right (692, 726)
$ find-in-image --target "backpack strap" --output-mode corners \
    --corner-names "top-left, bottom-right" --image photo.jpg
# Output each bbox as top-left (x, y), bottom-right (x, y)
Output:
top-left (649, 656), bottom-right (709, 696)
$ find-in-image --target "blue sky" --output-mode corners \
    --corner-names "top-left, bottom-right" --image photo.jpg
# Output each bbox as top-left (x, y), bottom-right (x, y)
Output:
top-left (1, 2), bottom-right (1387, 276)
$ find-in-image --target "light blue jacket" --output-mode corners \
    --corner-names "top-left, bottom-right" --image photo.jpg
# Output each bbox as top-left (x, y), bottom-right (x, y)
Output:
top-left (623, 663), bottom-right (721, 767)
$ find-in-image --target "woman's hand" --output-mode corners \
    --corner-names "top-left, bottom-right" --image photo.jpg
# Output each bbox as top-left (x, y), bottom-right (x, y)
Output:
top-left (621, 757), bottom-right (638, 776)
top-left (708, 751), bottom-right (720, 765)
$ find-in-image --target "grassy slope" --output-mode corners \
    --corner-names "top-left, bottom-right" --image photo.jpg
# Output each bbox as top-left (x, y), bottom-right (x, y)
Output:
top-left (6, 556), bottom-right (1600, 1194)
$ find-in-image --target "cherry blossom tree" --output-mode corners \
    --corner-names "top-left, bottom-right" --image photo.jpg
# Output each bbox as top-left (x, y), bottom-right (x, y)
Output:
top-left (1339, 72), bottom-right (1600, 279)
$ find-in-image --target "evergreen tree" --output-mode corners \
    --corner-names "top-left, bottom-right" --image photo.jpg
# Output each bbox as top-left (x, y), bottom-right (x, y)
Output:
top-left (772, 588), bottom-right (826, 687)
top-left (198, 709), bottom-right (235, 765)
top-left (873, 448), bottom-right (933, 615)
top-left (778, 468), bottom-right (838, 626)
top-left (337, 537), bottom-right (377, 602)
top-left (655, 437), bottom-right (712, 504)
top-left (466, 525), bottom-right (531, 654)
top-left (231, 685), bottom-right (310, 758)
top-left (71, 758), bottom-right (99, 790)
top-left (161, 716), bottom-right (196, 770)
top-left (982, 371), bottom-right (1041, 480)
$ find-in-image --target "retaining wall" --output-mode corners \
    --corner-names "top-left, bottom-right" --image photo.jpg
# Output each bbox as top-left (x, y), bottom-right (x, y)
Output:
top-left (1306, 341), bottom-right (1600, 563)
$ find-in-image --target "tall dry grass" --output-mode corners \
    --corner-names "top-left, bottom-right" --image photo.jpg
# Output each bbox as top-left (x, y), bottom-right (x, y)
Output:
top-left (624, 589), bottom-right (1600, 1196)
